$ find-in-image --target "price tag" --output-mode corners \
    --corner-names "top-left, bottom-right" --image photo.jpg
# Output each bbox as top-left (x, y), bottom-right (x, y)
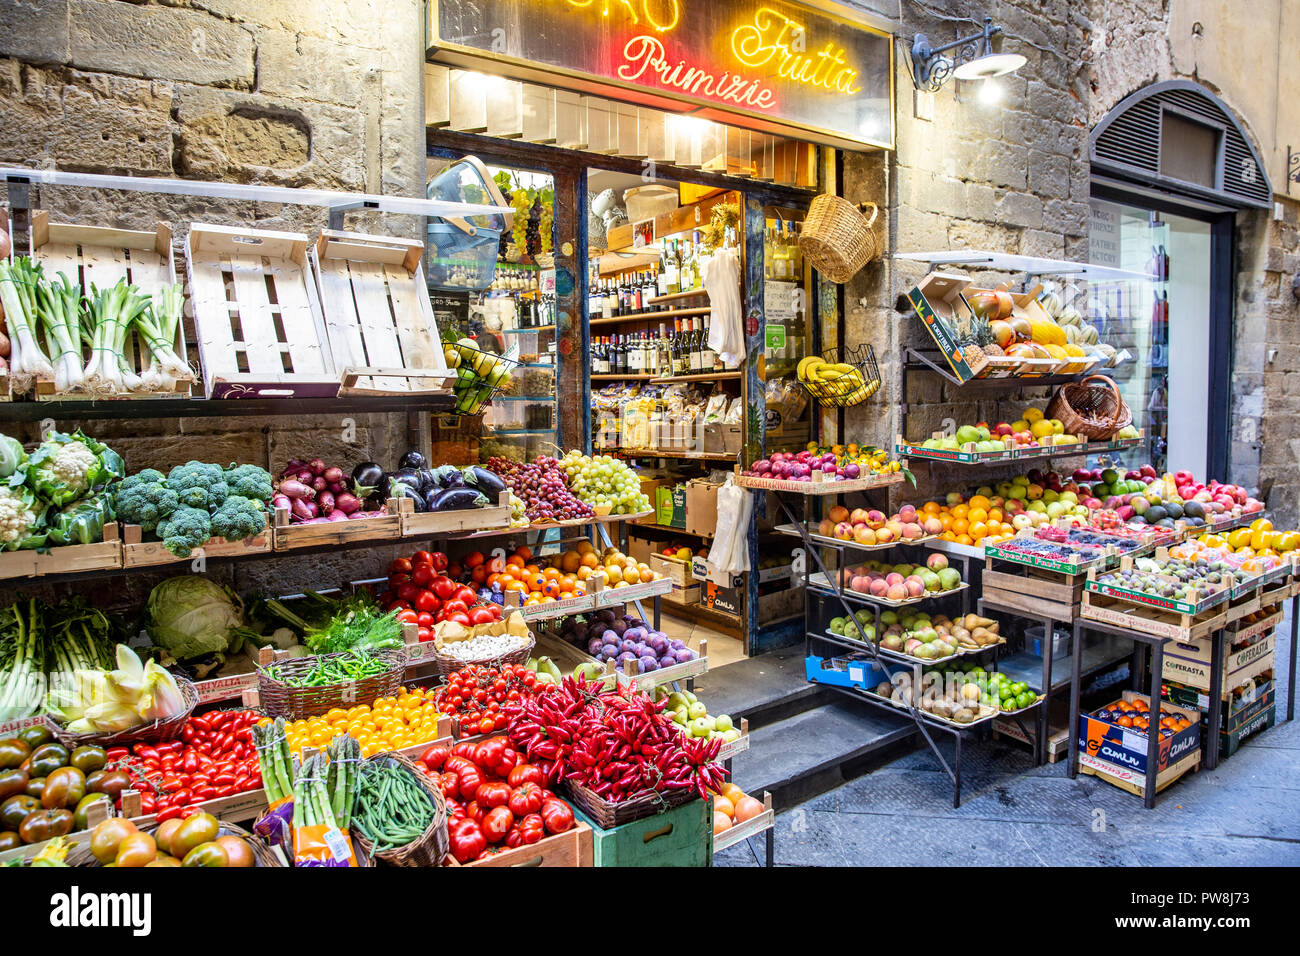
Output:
top-left (323, 827), bottom-right (351, 863)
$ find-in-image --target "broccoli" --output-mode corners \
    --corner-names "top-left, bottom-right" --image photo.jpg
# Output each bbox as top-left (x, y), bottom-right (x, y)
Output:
top-left (167, 461), bottom-right (229, 510)
top-left (211, 495), bottom-right (267, 542)
top-left (223, 464), bottom-right (273, 503)
top-left (156, 505), bottom-right (212, 558)
top-left (113, 469), bottom-right (180, 533)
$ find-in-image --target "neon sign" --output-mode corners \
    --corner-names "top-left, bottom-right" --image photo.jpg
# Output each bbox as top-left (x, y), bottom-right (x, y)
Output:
top-left (619, 35), bottom-right (777, 108)
top-left (731, 7), bottom-right (861, 95)
top-left (565, 0), bottom-right (680, 33)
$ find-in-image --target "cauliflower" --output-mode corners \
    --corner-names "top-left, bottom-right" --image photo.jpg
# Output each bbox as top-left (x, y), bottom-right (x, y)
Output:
top-left (0, 485), bottom-right (43, 549)
top-left (25, 430), bottom-right (125, 506)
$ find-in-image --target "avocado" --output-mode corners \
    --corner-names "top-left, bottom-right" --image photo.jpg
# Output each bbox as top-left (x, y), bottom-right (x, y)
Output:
top-left (1165, 501), bottom-right (1183, 519)
top-left (1145, 505), bottom-right (1168, 523)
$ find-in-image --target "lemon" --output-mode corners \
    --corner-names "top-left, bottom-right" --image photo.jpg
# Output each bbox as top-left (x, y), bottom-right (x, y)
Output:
top-left (1023, 407), bottom-right (1044, 423)
top-left (1030, 420), bottom-right (1055, 439)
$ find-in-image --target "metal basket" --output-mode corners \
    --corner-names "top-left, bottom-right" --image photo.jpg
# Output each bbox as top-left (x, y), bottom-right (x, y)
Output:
top-left (449, 344), bottom-right (521, 415)
top-left (797, 344), bottom-right (882, 408)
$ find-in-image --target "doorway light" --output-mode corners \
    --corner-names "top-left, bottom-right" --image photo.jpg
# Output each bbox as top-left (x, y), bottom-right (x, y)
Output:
top-left (910, 17), bottom-right (1026, 92)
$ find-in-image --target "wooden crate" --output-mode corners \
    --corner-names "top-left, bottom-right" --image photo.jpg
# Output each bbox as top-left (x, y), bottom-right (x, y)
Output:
top-left (1080, 590), bottom-right (1226, 642)
top-left (448, 820), bottom-right (594, 867)
top-left (982, 560), bottom-right (1083, 621)
top-left (650, 552), bottom-right (694, 586)
top-left (572, 796), bottom-right (712, 867)
top-left (121, 524), bottom-right (272, 568)
top-left (1078, 748), bottom-right (1200, 797)
top-left (0, 523), bottom-right (124, 580)
top-left (312, 230), bottom-right (452, 395)
top-left (398, 490), bottom-right (512, 537)
top-left (27, 212), bottom-right (195, 400)
top-left (273, 498), bottom-right (403, 551)
top-left (186, 223), bottom-right (338, 399)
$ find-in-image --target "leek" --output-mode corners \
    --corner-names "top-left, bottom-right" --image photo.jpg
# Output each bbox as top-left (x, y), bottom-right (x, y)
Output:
top-left (136, 283), bottom-right (192, 392)
top-left (0, 259), bottom-right (55, 392)
top-left (34, 271), bottom-right (84, 392)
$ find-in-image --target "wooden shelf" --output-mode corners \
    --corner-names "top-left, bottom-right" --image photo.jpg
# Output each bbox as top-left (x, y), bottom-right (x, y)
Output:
top-left (616, 448), bottom-right (737, 462)
top-left (661, 600), bottom-right (743, 637)
top-left (648, 289), bottom-right (708, 305)
top-left (651, 371), bottom-right (742, 384)
top-left (591, 373), bottom-right (654, 381)
top-left (588, 307), bottom-right (709, 326)
top-left (632, 521), bottom-right (714, 537)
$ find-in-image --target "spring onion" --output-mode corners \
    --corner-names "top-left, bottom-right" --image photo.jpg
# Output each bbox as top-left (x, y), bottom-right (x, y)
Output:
top-left (0, 258), bottom-right (55, 391)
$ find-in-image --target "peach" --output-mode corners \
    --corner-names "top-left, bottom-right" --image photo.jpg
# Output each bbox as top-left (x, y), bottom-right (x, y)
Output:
top-left (923, 517), bottom-right (944, 535)
top-left (904, 575), bottom-right (925, 597)
top-left (853, 525), bottom-right (877, 545)
top-left (886, 584), bottom-right (909, 601)
top-left (851, 575), bottom-right (873, 593)
top-left (875, 526), bottom-right (895, 543)
top-left (866, 509), bottom-right (886, 529)
top-left (901, 522), bottom-right (924, 540)
top-left (818, 518), bottom-right (836, 537)
top-left (885, 520), bottom-right (905, 539)
top-left (898, 505), bottom-right (917, 523)
top-left (828, 505), bottom-right (849, 523)
top-left (886, 572), bottom-right (904, 587)
top-left (869, 578), bottom-right (890, 597)
top-left (849, 508), bottom-right (871, 525)
top-left (834, 522), bottom-right (854, 540)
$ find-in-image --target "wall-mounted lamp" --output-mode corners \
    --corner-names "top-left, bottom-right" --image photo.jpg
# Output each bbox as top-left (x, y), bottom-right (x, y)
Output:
top-left (909, 16), bottom-right (1026, 92)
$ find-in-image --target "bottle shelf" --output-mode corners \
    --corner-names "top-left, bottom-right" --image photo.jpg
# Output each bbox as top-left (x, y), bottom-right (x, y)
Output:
top-left (588, 307), bottom-right (710, 326)
top-left (648, 289), bottom-right (708, 305)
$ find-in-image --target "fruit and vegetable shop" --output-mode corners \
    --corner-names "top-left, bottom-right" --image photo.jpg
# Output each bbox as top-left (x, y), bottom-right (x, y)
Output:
top-left (0, 0), bottom-right (1296, 877)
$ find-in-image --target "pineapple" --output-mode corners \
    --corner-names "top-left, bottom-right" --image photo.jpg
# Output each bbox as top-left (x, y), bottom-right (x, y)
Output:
top-left (956, 315), bottom-right (1002, 367)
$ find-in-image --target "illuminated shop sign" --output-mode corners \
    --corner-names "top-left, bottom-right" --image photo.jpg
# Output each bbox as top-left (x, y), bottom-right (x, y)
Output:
top-left (429, 0), bottom-right (894, 149)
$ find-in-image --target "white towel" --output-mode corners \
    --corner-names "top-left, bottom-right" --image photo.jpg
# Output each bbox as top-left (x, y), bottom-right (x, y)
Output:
top-left (703, 248), bottom-right (744, 368)
top-left (706, 476), bottom-right (753, 577)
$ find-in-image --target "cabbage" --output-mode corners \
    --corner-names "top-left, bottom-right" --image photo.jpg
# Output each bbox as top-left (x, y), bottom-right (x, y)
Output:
top-left (146, 575), bottom-right (244, 661)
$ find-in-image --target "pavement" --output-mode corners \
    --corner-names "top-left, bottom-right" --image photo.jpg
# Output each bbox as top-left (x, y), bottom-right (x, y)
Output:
top-left (715, 605), bottom-right (1300, 867)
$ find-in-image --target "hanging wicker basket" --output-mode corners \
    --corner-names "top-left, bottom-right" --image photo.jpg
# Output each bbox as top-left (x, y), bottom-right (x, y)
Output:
top-left (799, 196), bottom-right (880, 284)
top-left (1046, 374), bottom-right (1133, 440)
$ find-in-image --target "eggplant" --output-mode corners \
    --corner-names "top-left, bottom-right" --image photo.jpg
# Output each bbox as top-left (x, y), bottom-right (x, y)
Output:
top-left (399, 450), bottom-right (427, 471)
top-left (428, 464), bottom-right (465, 489)
top-left (417, 467), bottom-right (438, 495)
top-left (392, 484), bottom-right (428, 512)
top-left (428, 487), bottom-right (489, 511)
top-left (351, 461), bottom-right (384, 497)
top-left (462, 465), bottom-right (506, 498)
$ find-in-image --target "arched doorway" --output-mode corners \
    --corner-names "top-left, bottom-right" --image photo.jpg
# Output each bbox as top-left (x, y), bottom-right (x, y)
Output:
top-left (1088, 81), bottom-right (1271, 481)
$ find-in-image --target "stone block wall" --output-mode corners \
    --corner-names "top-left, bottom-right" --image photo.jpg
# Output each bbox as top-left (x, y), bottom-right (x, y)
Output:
top-left (0, 0), bottom-right (429, 602)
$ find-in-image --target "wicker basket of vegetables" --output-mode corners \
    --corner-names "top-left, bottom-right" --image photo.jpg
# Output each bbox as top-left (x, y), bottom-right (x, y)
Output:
top-left (68, 815), bottom-right (283, 867)
top-left (350, 750), bottom-right (449, 866)
top-left (257, 648), bottom-right (406, 720)
top-left (431, 613), bottom-right (535, 677)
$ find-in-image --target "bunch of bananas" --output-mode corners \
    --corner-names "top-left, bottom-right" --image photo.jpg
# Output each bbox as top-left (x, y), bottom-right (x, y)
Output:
top-left (796, 355), bottom-right (880, 407)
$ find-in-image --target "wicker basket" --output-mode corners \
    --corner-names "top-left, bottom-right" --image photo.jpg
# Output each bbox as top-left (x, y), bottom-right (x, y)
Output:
top-left (1046, 374), bottom-right (1133, 440)
top-left (432, 633), bottom-right (535, 677)
top-left (67, 818), bottom-right (285, 867)
top-left (258, 649), bottom-right (406, 720)
top-left (350, 751), bottom-right (449, 866)
top-left (798, 343), bottom-right (882, 408)
top-left (564, 778), bottom-right (697, 829)
top-left (799, 195), bottom-right (880, 284)
top-left (44, 675), bottom-right (198, 749)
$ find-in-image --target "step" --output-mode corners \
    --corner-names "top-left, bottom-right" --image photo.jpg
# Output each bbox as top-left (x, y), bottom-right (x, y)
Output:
top-left (689, 647), bottom-right (826, 729)
top-left (731, 698), bottom-right (918, 808)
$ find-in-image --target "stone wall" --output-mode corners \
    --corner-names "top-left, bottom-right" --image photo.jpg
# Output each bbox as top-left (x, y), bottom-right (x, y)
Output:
top-left (840, 0), bottom-right (1094, 504)
top-left (0, 0), bottom-right (428, 601)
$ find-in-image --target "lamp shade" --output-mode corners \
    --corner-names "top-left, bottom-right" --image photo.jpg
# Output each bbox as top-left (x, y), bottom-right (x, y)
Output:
top-left (953, 52), bottom-right (1026, 80)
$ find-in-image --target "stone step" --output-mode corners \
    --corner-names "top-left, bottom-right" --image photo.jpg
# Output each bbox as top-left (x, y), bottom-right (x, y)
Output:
top-left (689, 647), bottom-right (826, 730)
top-left (731, 698), bottom-right (918, 808)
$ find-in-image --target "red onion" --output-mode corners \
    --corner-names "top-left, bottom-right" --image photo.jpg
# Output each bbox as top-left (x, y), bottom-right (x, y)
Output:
top-left (271, 494), bottom-right (291, 509)
top-left (308, 458), bottom-right (327, 476)
top-left (323, 466), bottom-right (344, 484)
top-left (278, 480), bottom-right (314, 499)
top-left (328, 480), bottom-right (347, 495)
top-left (311, 476), bottom-right (328, 492)
top-left (290, 497), bottom-right (315, 522)
top-left (317, 491), bottom-right (335, 514)
top-left (335, 492), bottom-right (362, 514)
top-left (326, 511), bottom-right (349, 522)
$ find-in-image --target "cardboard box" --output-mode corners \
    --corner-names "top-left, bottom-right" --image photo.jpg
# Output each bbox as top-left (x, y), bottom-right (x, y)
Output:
top-left (626, 532), bottom-right (654, 565)
top-left (904, 272), bottom-right (985, 381)
top-left (1162, 678), bottom-right (1275, 735)
top-left (684, 480), bottom-right (721, 538)
top-left (1219, 702), bottom-right (1275, 758)
top-left (655, 485), bottom-right (686, 529)
top-left (1161, 632), bottom-right (1275, 693)
top-left (703, 581), bottom-right (742, 615)
top-left (1077, 690), bottom-right (1201, 775)
top-left (663, 583), bottom-right (701, 606)
top-left (635, 478), bottom-right (667, 525)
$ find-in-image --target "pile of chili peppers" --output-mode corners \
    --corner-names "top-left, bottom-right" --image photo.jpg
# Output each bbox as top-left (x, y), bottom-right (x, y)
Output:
top-left (505, 675), bottom-right (725, 803)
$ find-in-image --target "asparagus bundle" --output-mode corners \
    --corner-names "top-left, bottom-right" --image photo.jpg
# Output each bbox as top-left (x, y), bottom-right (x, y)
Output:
top-left (252, 717), bottom-right (297, 803)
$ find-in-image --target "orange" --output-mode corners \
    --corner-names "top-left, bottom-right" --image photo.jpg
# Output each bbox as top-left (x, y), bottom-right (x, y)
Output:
top-left (987, 508), bottom-right (1003, 523)
top-left (922, 501), bottom-right (941, 515)
top-left (542, 567), bottom-right (562, 581)
top-left (968, 507), bottom-right (988, 525)
top-left (968, 494), bottom-right (990, 511)
top-left (957, 534), bottom-right (973, 545)
top-left (952, 518), bottom-right (970, 535)
top-left (577, 566), bottom-right (593, 581)
top-left (951, 504), bottom-right (969, 519)
top-left (506, 555), bottom-right (525, 569)
top-left (527, 571), bottom-right (545, 591)
top-left (580, 552), bottom-right (599, 569)
top-left (514, 545), bottom-right (533, 561)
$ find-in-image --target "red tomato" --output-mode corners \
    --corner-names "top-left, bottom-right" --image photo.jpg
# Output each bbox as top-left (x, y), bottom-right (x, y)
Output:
top-left (540, 799), bottom-right (574, 835)
top-left (411, 551), bottom-right (434, 567)
top-left (411, 565), bottom-right (435, 588)
top-left (421, 745), bottom-right (450, 772)
top-left (447, 612), bottom-right (472, 628)
top-left (432, 576), bottom-right (456, 600)
top-left (508, 764), bottom-right (546, 788)
top-left (448, 818), bottom-right (486, 863)
top-left (464, 551), bottom-right (486, 569)
top-left (439, 771), bottom-right (460, 800)
top-left (414, 590), bottom-right (440, 614)
top-left (389, 558), bottom-right (413, 575)
top-left (417, 627), bottom-right (432, 643)
top-left (476, 782), bottom-right (511, 809)
top-left (469, 607), bottom-right (497, 626)
top-left (416, 612), bottom-right (435, 628)
top-left (387, 573), bottom-right (410, 589)
top-left (481, 806), bottom-right (514, 844)
top-left (453, 586), bottom-right (478, 606)
top-left (508, 782), bottom-right (544, 817)
top-left (397, 583), bottom-right (420, 604)
top-left (441, 599), bottom-right (468, 615)
top-left (394, 609), bottom-right (419, 625)
top-left (430, 551), bottom-right (449, 572)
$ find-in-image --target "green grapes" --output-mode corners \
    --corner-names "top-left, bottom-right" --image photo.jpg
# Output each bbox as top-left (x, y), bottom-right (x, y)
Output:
top-left (559, 451), bottom-right (652, 515)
